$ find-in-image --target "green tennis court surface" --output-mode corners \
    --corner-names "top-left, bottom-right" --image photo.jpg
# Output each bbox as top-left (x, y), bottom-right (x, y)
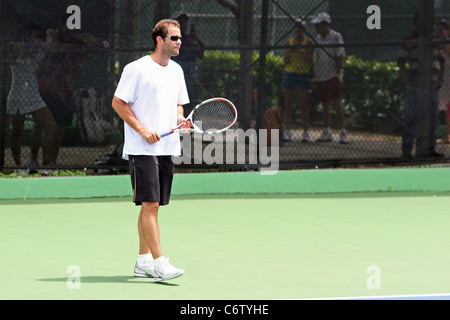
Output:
top-left (1, 187), bottom-right (450, 299)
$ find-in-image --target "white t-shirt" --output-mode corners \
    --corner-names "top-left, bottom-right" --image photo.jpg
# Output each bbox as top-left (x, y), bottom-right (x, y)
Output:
top-left (314, 29), bottom-right (345, 81)
top-left (114, 55), bottom-right (189, 159)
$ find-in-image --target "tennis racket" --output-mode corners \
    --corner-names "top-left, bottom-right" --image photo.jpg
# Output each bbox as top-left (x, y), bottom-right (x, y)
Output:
top-left (161, 97), bottom-right (237, 138)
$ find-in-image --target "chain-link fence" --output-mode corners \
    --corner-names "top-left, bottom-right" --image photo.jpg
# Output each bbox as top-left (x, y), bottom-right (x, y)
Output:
top-left (0, 0), bottom-right (449, 172)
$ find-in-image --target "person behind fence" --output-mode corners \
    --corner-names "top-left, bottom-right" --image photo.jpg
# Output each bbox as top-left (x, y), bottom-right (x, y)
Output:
top-left (32, 14), bottom-right (108, 166)
top-left (170, 11), bottom-right (204, 114)
top-left (436, 19), bottom-right (450, 144)
top-left (281, 18), bottom-right (313, 142)
top-left (112, 19), bottom-right (190, 282)
top-left (397, 13), bottom-right (445, 159)
top-left (6, 23), bottom-right (58, 168)
top-left (311, 12), bottom-right (348, 144)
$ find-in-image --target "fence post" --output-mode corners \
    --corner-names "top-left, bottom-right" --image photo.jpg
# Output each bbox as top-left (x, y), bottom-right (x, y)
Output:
top-left (154, 0), bottom-right (170, 25)
top-left (415, 0), bottom-right (435, 157)
top-left (238, 0), bottom-right (254, 131)
top-left (0, 0), bottom-right (7, 166)
top-left (256, 0), bottom-right (270, 131)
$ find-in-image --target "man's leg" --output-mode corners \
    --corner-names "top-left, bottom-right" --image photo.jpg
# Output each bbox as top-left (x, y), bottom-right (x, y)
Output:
top-left (322, 100), bottom-right (331, 129)
top-left (10, 114), bottom-right (25, 165)
top-left (134, 201), bottom-right (159, 278)
top-left (138, 201), bottom-right (162, 258)
top-left (31, 107), bottom-right (58, 165)
top-left (299, 89), bottom-right (309, 132)
top-left (136, 202), bottom-right (184, 282)
top-left (402, 87), bottom-right (417, 157)
top-left (332, 98), bottom-right (349, 144)
top-left (333, 99), bottom-right (345, 130)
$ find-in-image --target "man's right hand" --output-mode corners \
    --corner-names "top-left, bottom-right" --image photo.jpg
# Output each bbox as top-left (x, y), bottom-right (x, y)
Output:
top-left (142, 129), bottom-right (161, 144)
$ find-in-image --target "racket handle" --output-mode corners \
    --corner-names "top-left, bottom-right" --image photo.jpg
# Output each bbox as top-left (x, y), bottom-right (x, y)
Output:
top-left (160, 130), bottom-right (173, 138)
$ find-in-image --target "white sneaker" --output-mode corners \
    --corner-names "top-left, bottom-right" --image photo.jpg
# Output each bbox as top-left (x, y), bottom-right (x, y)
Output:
top-left (154, 256), bottom-right (184, 282)
top-left (134, 261), bottom-right (156, 278)
top-left (316, 129), bottom-right (333, 142)
top-left (339, 130), bottom-right (349, 144)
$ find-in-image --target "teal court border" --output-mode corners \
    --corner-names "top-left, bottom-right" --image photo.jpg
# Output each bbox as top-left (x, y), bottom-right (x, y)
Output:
top-left (1, 167), bottom-right (450, 200)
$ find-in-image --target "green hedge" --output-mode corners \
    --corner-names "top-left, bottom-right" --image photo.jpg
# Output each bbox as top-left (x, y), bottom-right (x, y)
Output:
top-left (196, 50), bottom-right (283, 107)
top-left (196, 51), bottom-right (406, 133)
top-left (343, 55), bottom-right (406, 133)
top-left (196, 50), bottom-right (241, 103)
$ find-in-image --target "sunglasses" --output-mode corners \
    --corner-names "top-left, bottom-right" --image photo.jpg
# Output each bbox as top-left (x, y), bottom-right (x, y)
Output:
top-left (164, 35), bottom-right (182, 41)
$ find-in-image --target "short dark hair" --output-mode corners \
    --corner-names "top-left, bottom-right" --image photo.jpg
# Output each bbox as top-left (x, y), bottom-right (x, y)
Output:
top-left (437, 19), bottom-right (450, 30)
top-left (151, 19), bottom-right (180, 47)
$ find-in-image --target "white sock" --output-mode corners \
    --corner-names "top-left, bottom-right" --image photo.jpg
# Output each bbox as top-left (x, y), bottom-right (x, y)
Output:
top-left (154, 256), bottom-right (166, 266)
top-left (137, 253), bottom-right (153, 265)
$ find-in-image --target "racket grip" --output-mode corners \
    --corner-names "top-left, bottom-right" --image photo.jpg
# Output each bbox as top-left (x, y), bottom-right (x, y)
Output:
top-left (160, 130), bottom-right (172, 138)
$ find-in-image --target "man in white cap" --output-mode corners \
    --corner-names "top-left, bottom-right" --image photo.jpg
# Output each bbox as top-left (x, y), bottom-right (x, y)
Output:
top-left (311, 12), bottom-right (348, 144)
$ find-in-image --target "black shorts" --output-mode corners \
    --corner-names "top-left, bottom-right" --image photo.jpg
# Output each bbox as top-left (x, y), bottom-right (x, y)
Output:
top-left (128, 155), bottom-right (175, 206)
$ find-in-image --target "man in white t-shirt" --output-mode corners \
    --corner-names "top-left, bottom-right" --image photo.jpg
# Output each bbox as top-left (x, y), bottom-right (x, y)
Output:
top-left (112, 19), bottom-right (190, 282)
top-left (312, 12), bottom-right (348, 144)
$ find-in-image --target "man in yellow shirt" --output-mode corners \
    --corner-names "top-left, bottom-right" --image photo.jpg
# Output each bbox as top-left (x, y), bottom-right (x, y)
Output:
top-left (281, 18), bottom-right (314, 142)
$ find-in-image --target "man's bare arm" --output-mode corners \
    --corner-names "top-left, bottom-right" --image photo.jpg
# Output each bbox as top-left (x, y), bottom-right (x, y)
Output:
top-left (112, 96), bottom-right (161, 144)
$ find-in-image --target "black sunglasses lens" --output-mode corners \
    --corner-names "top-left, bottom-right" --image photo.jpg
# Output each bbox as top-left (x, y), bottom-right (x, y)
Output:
top-left (169, 36), bottom-right (181, 41)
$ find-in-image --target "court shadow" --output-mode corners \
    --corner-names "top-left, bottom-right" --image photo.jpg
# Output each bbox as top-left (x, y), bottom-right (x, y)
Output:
top-left (36, 275), bottom-right (178, 286)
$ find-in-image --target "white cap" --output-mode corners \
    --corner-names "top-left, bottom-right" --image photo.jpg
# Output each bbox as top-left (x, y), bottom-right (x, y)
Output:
top-left (294, 18), bottom-right (307, 27)
top-left (311, 12), bottom-right (331, 24)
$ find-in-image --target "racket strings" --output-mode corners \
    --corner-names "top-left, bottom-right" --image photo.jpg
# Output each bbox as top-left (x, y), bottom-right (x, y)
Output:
top-left (192, 100), bottom-right (236, 132)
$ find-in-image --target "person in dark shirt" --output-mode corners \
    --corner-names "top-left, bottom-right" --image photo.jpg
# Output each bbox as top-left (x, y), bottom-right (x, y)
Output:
top-left (171, 11), bottom-right (204, 114)
top-left (397, 13), bottom-right (445, 158)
